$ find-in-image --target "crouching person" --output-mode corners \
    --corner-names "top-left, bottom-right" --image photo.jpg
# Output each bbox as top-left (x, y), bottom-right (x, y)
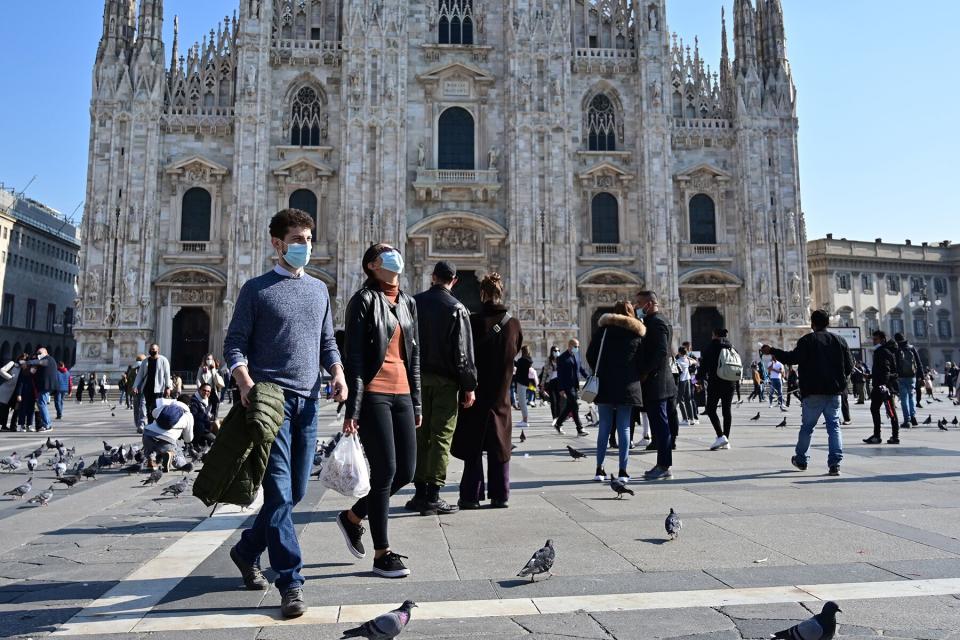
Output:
top-left (189, 382), bottom-right (219, 453)
top-left (142, 395), bottom-right (194, 472)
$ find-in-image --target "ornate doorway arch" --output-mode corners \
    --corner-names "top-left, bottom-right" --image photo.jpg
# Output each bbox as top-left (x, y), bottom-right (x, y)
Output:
top-left (577, 268), bottom-right (644, 344)
top-left (406, 211), bottom-right (508, 293)
top-left (154, 268), bottom-right (227, 361)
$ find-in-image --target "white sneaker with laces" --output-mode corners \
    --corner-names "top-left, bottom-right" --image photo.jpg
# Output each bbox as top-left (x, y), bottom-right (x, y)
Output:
top-left (710, 435), bottom-right (729, 451)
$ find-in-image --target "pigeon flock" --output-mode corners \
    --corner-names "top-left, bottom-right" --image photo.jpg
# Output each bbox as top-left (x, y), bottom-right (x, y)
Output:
top-left (1, 436), bottom-right (200, 507)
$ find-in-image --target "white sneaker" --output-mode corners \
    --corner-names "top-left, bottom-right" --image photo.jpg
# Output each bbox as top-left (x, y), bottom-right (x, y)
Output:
top-left (517, 421), bottom-right (528, 428)
top-left (710, 435), bottom-right (729, 451)
top-left (680, 419), bottom-right (690, 426)
top-left (693, 420), bottom-right (700, 425)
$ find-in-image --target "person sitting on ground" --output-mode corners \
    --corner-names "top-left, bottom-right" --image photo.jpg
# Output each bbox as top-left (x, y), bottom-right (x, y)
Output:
top-left (142, 395), bottom-right (194, 472)
top-left (189, 382), bottom-right (219, 452)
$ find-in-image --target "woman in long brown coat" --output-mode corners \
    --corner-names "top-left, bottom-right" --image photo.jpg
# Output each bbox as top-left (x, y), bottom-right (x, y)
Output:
top-left (451, 273), bottom-right (522, 509)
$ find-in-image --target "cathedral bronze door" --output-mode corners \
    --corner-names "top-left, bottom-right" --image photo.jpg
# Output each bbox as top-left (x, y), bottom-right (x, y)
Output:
top-left (452, 270), bottom-right (482, 313)
top-left (171, 307), bottom-right (210, 378)
top-left (691, 307), bottom-right (724, 353)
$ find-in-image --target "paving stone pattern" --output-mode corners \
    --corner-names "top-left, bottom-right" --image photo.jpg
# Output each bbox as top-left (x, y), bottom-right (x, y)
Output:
top-left (2, 394), bottom-right (960, 639)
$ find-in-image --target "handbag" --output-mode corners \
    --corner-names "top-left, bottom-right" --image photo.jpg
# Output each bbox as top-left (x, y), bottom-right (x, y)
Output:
top-left (580, 329), bottom-right (606, 404)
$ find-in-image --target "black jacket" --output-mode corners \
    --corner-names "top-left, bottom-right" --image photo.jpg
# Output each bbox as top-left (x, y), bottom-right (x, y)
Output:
top-left (636, 312), bottom-right (678, 401)
top-left (870, 340), bottom-right (900, 392)
top-left (414, 285), bottom-right (477, 392)
top-left (700, 338), bottom-right (735, 386)
top-left (24, 354), bottom-right (58, 394)
top-left (189, 394), bottom-right (215, 437)
top-left (343, 283), bottom-right (422, 420)
top-left (585, 313), bottom-right (646, 406)
top-left (770, 329), bottom-right (855, 398)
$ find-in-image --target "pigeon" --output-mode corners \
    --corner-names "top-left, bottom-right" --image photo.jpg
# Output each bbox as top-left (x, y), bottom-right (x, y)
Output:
top-left (172, 451), bottom-right (188, 470)
top-left (952, 417), bottom-right (958, 425)
top-left (566, 445), bottom-right (587, 460)
top-left (776, 418), bottom-right (787, 428)
top-left (939, 420), bottom-right (949, 431)
top-left (174, 461), bottom-right (194, 474)
top-left (0, 452), bottom-right (19, 471)
top-left (771, 601), bottom-right (841, 640)
top-left (102, 440), bottom-right (114, 453)
top-left (665, 508), bottom-right (682, 540)
top-left (82, 464), bottom-right (99, 480)
top-left (750, 412), bottom-right (761, 421)
top-left (27, 485), bottom-right (55, 506)
top-left (30, 446), bottom-right (44, 459)
top-left (341, 600), bottom-right (417, 639)
top-left (73, 457), bottom-right (85, 475)
top-left (54, 461), bottom-right (67, 478)
top-left (923, 415), bottom-right (932, 424)
top-left (3, 477), bottom-right (33, 500)
top-left (141, 468), bottom-right (163, 486)
top-left (520, 430), bottom-right (526, 443)
top-left (610, 475), bottom-right (634, 499)
top-left (97, 453), bottom-right (113, 469)
top-left (161, 476), bottom-right (189, 498)
top-left (56, 476), bottom-right (80, 488)
top-left (26, 455), bottom-right (39, 472)
top-left (517, 539), bottom-right (556, 582)
top-left (45, 437), bottom-right (64, 450)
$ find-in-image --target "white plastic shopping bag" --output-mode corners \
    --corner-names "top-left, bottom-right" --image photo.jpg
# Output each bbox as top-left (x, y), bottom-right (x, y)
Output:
top-left (319, 433), bottom-right (371, 498)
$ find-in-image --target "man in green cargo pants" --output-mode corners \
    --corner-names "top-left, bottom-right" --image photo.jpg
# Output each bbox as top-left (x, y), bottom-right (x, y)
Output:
top-left (408, 261), bottom-right (478, 515)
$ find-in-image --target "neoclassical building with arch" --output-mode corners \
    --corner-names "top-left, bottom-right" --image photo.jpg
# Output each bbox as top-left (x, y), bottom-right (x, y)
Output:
top-left (76, 0), bottom-right (810, 373)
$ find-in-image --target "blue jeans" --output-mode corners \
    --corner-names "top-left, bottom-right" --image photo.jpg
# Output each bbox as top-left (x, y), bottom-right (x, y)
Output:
top-left (768, 379), bottom-right (783, 406)
top-left (236, 391), bottom-right (317, 591)
top-left (796, 394), bottom-right (843, 468)
top-left (133, 393), bottom-right (146, 430)
top-left (645, 397), bottom-right (673, 469)
top-left (54, 391), bottom-right (65, 419)
top-left (597, 404), bottom-right (632, 472)
top-left (36, 392), bottom-right (51, 428)
top-left (898, 377), bottom-right (916, 422)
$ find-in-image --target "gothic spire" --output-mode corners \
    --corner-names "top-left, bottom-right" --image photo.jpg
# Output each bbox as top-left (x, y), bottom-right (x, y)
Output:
top-left (170, 15), bottom-right (179, 72)
top-left (764, 0), bottom-right (787, 69)
top-left (720, 6), bottom-right (731, 85)
top-left (98, 0), bottom-right (135, 60)
top-left (732, 0), bottom-right (758, 78)
top-left (137, 0), bottom-right (163, 44)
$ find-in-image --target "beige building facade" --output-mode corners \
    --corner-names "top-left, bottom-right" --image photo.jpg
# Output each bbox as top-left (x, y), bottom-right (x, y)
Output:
top-left (75, 0), bottom-right (810, 375)
top-left (807, 235), bottom-right (959, 370)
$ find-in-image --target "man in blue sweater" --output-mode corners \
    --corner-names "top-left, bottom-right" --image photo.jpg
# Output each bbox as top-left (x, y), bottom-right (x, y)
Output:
top-left (223, 209), bottom-right (346, 619)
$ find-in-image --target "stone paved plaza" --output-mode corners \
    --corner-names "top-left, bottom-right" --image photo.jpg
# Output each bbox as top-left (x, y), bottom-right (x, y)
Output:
top-left (2, 394), bottom-right (960, 639)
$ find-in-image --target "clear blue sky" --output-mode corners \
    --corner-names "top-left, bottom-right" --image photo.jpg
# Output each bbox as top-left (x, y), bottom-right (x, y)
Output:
top-left (1, 1), bottom-right (956, 243)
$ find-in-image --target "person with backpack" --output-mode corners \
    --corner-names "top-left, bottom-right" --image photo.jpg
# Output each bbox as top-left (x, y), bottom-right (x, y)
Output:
top-left (761, 310), bottom-right (854, 475)
top-left (700, 328), bottom-right (741, 451)
top-left (892, 333), bottom-right (923, 429)
top-left (864, 330), bottom-right (901, 445)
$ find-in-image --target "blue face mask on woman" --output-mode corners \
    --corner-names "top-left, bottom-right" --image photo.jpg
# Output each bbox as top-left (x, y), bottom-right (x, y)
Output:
top-left (380, 250), bottom-right (405, 275)
top-left (282, 242), bottom-right (311, 269)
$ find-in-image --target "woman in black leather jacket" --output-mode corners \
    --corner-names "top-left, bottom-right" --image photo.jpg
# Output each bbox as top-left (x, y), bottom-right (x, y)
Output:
top-left (337, 243), bottom-right (421, 579)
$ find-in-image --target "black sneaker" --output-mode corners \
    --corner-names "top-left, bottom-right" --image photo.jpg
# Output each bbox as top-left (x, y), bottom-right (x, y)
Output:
top-left (887, 437), bottom-right (900, 445)
top-left (404, 496), bottom-right (429, 512)
top-left (790, 456), bottom-right (807, 472)
top-left (420, 497), bottom-right (459, 516)
top-left (280, 586), bottom-right (307, 618)
top-left (862, 435), bottom-right (882, 444)
top-left (229, 545), bottom-right (269, 590)
top-left (901, 422), bottom-right (912, 430)
top-left (828, 466), bottom-right (841, 476)
top-left (490, 499), bottom-right (509, 509)
top-left (373, 551), bottom-right (410, 578)
top-left (337, 511), bottom-right (366, 559)
top-left (910, 416), bottom-right (919, 426)
top-left (457, 499), bottom-right (481, 510)
top-left (645, 442), bottom-right (657, 451)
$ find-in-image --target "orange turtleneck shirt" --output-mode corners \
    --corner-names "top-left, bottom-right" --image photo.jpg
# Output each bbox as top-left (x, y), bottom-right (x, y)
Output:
top-left (365, 281), bottom-right (411, 395)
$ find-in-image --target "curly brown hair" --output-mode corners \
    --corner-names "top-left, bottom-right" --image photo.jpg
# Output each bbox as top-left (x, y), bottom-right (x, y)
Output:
top-left (480, 272), bottom-right (504, 303)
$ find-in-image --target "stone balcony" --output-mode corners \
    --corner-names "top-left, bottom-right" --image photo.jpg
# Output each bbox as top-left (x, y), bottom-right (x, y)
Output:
top-left (580, 243), bottom-right (634, 264)
top-left (412, 168), bottom-right (501, 203)
top-left (160, 241), bottom-right (224, 265)
top-left (572, 47), bottom-right (637, 74)
top-left (678, 243), bottom-right (734, 263)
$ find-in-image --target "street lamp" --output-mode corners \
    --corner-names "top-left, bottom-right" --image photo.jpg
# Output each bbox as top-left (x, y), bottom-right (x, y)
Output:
top-left (908, 283), bottom-right (942, 367)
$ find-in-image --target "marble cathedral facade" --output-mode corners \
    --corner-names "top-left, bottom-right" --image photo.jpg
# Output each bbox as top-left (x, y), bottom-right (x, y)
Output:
top-left (76, 0), bottom-right (810, 374)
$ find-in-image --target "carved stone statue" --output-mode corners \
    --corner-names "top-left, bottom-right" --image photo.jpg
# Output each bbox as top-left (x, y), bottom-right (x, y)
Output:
top-left (124, 268), bottom-right (138, 304)
top-left (244, 64), bottom-right (257, 96)
top-left (648, 5), bottom-right (659, 31)
top-left (789, 271), bottom-right (801, 302)
top-left (86, 272), bottom-right (101, 304)
top-left (320, 112), bottom-right (329, 140)
top-left (650, 81), bottom-right (662, 108)
top-left (487, 146), bottom-right (499, 169)
top-left (417, 142), bottom-right (425, 168)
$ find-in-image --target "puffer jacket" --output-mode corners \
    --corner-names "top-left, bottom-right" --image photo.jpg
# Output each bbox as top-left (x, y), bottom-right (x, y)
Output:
top-left (192, 382), bottom-right (285, 507)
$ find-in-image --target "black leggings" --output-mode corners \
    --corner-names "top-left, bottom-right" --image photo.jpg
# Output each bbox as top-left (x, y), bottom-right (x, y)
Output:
top-left (705, 381), bottom-right (735, 438)
top-left (351, 393), bottom-right (416, 551)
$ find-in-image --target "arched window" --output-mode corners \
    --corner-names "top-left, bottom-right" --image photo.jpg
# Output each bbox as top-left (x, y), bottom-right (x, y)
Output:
top-left (438, 0), bottom-right (473, 45)
top-left (863, 308), bottom-right (880, 335)
top-left (587, 94), bottom-right (616, 151)
top-left (672, 92), bottom-right (683, 118)
top-left (689, 194), bottom-right (717, 245)
top-left (289, 189), bottom-right (318, 227)
top-left (591, 193), bottom-right (619, 244)
top-left (837, 306), bottom-right (854, 328)
top-left (290, 86), bottom-right (323, 147)
top-left (888, 309), bottom-right (904, 337)
top-left (181, 187), bottom-right (212, 242)
top-left (913, 311), bottom-right (928, 338)
top-left (437, 107), bottom-right (474, 170)
top-left (937, 310), bottom-right (952, 339)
